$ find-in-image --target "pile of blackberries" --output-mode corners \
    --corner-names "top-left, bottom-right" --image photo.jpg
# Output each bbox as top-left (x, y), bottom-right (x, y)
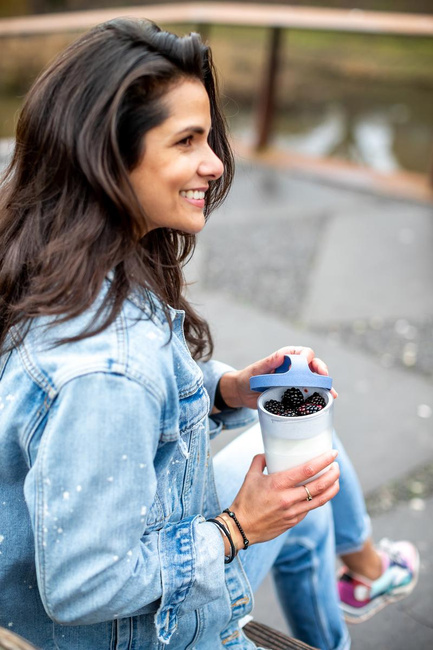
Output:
top-left (264, 387), bottom-right (327, 417)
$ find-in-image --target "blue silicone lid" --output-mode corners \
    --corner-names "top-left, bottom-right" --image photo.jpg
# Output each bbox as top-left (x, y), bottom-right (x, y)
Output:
top-left (249, 354), bottom-right (332, 392)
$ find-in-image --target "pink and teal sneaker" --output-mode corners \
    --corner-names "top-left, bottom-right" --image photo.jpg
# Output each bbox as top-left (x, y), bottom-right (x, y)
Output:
top-left (338, 538), bottom-right (420, 624)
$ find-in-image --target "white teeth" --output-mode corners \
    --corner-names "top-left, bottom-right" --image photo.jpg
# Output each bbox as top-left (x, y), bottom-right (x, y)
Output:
top-left (181, 190), bottom-right (205, 200)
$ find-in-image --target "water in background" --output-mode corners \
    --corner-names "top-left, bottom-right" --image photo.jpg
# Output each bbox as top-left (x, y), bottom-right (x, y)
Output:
top-left (226, 82), bottom-right (432, 175)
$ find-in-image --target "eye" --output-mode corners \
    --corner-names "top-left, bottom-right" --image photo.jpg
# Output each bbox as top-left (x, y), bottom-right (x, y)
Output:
top-left (177, 135), bottom-right (193, 147)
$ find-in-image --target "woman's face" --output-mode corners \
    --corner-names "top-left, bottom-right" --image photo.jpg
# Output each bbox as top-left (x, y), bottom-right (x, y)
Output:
top-left (129, 78), bottom-right (224, 235)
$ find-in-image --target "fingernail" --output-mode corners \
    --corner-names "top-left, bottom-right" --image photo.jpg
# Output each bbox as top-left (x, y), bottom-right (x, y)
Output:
top-left (331, 449), bottom-right (338, 458)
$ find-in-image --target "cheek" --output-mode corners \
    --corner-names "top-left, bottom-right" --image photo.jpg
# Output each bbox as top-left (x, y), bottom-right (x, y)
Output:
top-left (169, 158), bottom-right (197, 187)
top-left (148, 174), bottom-right (181, 215)
top-left (134, 172), bottom-right (166, 209)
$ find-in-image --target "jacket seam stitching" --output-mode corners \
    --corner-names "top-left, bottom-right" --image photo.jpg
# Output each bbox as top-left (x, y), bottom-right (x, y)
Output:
top-left (46, 368), bottom-right (165, 404)
top-left (116, 310), bottom-right (128, 373)
top-left (13, 334), bottom-right (56, 395)
top-left (23, 399), bottom-right (53, 467)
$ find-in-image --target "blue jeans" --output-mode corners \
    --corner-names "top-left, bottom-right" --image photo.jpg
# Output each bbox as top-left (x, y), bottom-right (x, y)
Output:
top-left (213, 423), bottom-right (370, 650)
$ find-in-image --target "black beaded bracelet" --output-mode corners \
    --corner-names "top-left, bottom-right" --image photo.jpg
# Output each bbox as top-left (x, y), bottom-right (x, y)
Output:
top-left (223, 509), bottom-right (250, 550)
top-left (214, 379), bottom-right (236, 412)
top-left (207, 517), bottom-right (236, 564)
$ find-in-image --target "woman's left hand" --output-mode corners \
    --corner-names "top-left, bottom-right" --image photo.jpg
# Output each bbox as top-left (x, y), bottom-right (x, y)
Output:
top-left (217, 346), bottom-right (338, 410)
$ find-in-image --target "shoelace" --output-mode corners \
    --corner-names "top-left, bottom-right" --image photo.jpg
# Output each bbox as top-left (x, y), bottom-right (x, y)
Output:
top-left (380, 539), bottom-right (409, 571)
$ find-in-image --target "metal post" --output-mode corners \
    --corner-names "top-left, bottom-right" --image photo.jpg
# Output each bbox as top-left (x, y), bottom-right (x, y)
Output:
top-left (255, 26), bottom-right (282, 151)
top-left (429, 142), bottom-right (433, 189)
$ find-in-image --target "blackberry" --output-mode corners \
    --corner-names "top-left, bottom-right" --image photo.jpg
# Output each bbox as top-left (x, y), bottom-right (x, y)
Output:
top-left (282, 387), bottom-right (304, 409)
top-left (264, 399), bottom-right (284, 415)
top-left (305, 392), bottom-right (326, 409)
top-left (297, 403), bottom-right (323, 416)
top-left (281, 408), bottom-right (298, 418)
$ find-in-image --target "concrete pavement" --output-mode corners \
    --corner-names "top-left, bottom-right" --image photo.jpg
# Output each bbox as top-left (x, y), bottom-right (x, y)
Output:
top-left (186, 159), bottom-right (433, 649)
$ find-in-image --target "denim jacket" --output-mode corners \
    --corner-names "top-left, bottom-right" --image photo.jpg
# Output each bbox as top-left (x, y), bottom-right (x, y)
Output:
top-left (0, 281), bottom-right (259, 649)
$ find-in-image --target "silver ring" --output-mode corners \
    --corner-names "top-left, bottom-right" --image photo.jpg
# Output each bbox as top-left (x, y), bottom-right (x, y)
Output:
top-left (304, 485), bottom-right (313, 501)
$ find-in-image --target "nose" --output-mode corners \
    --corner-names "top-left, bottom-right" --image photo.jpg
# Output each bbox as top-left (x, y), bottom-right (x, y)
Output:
top-left (198, 143), bottom-right (224, 180)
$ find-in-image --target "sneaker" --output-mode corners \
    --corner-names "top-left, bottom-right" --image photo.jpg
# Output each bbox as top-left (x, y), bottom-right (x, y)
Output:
top-left (337, 538), bottom-right (420, 624)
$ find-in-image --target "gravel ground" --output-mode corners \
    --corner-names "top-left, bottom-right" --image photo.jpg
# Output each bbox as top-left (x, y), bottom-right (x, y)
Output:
top-left (312, 317), bottom-right (433, 381)
top-left (365, 459), bottom-right (433, 516)
top-left (200, 212), bottom-right (327, 321)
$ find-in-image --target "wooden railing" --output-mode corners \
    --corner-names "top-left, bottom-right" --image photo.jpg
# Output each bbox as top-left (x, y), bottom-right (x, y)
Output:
top-left (1, 3), bottom-right (432, 37)
top-left (1, 3), bottom-right (432, 199)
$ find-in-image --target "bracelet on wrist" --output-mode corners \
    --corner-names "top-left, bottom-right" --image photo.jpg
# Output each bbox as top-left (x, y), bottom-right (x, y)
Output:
top-left (223, 508), bottom-right (250, 550)
top-left (216, 515), bottom-right (238, 554)
top-left (207, 517), bottom-right (236, 563)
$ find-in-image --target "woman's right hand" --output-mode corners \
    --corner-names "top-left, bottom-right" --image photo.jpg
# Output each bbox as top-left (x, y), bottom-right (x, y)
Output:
top-left (226, 450), bottom-right (340, 547)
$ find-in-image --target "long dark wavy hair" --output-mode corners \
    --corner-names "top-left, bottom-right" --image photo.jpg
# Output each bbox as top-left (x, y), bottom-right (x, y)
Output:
top-left (0, 19), bottom-right (234, 359)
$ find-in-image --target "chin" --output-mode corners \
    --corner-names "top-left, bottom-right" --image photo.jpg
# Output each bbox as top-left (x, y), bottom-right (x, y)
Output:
top-left (181, 216), bottom-right (206, 235)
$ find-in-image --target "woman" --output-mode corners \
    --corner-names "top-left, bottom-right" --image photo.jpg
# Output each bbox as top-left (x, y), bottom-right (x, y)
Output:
top-left (0, 19), bottom-right (417, 650)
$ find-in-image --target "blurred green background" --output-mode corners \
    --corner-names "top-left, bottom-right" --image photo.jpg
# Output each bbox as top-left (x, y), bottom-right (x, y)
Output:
top-left (1, 1), bottom-right (432, 174)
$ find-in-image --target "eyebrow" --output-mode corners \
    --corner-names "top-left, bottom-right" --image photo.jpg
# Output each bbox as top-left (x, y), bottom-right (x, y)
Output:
top-left (174, 125), bottom-right (211, 136)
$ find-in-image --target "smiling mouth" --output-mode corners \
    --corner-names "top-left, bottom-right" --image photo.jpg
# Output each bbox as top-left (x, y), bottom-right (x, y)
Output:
top-left (180, 190), bottom-right (206, 200)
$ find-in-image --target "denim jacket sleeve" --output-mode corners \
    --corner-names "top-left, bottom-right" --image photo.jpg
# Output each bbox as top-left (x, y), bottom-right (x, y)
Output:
top-left (198, 359), bottom-right (258, 432)
top-left (24, 371), bottom-right (226, 633)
